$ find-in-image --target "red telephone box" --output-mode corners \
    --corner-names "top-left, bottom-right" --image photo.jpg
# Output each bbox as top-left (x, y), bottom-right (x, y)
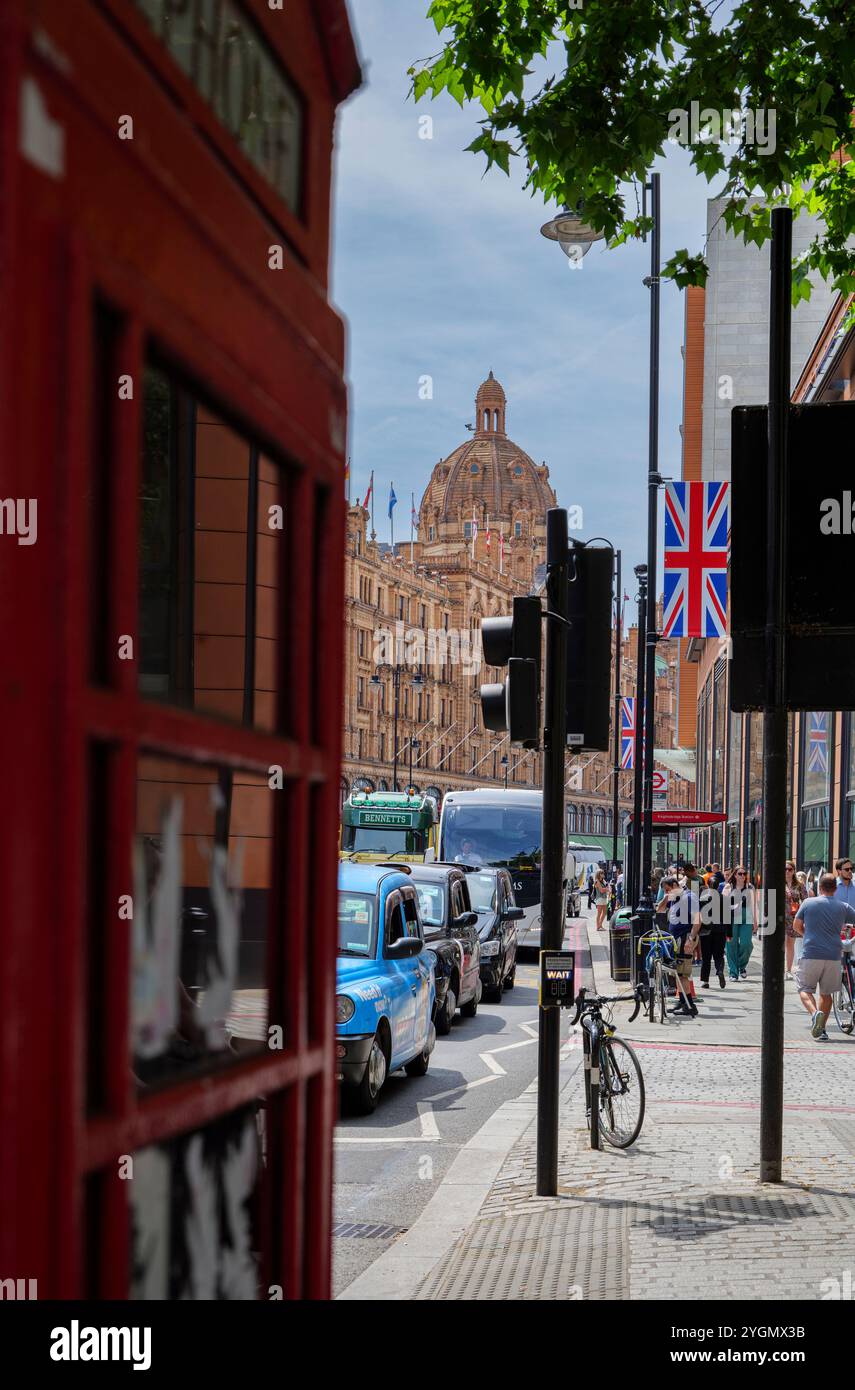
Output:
top-left (0, 0), bottom-right (359, 1298)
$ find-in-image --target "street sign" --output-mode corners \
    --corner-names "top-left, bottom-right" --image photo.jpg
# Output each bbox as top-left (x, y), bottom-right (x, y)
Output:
top-left (731, 401), bottom-right (855, 710)
top-left (538, 950), bottom-right (576, 1009)
top-left (652, 768), bottom-right (668, 800)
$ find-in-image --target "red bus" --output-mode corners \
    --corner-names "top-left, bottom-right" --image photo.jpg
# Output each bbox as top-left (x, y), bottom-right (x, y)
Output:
top-left (0, 0), bottom-right (359, 1298)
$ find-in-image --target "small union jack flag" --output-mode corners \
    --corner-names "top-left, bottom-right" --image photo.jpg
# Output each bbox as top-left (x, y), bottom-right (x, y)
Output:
top-left (807, 712), bottom-right (828, 775)
top-left (663, 481), bottom-right (729, 638)
top-left (620, 697), bottom-right (635, 770)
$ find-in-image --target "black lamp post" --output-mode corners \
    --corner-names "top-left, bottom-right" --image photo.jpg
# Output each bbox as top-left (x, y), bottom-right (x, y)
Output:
top-left (409, 738), bottom-right (420, 789)
top-left (501, 753), bottom-right (509, 788)
top-left (372, 665), bottom-right (422, 792)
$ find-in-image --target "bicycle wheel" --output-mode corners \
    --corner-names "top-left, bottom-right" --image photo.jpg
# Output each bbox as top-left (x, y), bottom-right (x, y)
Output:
top-left (598, 1036), bottom-right (645, 1148)
top-left (833, 966), bottom-right (855, 1034)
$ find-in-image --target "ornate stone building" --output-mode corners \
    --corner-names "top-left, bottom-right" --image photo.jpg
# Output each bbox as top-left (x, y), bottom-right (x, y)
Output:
top-left (340, 373), bottom-right (687, 842)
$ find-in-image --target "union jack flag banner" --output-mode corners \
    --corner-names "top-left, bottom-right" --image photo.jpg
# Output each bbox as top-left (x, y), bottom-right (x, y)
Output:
top-left (807, 712), bottom-right (828, 774)
top-left (620, 697), bottom-right (635, 769)
top-left (663, 481), bottom-right (729, 638)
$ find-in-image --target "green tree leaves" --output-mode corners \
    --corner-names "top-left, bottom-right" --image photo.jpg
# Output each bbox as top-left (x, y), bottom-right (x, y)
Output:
top-left (411, 0), bottom-right (855, 297)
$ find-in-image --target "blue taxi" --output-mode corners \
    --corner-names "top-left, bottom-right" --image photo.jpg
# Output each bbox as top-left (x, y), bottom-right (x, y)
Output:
top-left (337, 863), bottom-right (436, 1114)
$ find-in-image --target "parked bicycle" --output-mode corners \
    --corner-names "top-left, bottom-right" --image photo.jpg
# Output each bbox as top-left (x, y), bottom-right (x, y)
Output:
top-left (638, 925), bottom-right (689, 1024)
top-left (833, 929), bottom-right (855, 1034)
top-left (569, 987), bottom-right (646, 1150)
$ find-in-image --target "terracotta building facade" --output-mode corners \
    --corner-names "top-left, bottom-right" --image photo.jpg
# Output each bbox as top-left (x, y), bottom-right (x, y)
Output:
top-left (341, 375), bottom-right (688, 842)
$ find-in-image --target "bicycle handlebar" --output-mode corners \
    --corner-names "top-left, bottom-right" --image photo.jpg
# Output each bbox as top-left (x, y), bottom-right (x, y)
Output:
top-left (569, 986), bottom-right (642, 1026)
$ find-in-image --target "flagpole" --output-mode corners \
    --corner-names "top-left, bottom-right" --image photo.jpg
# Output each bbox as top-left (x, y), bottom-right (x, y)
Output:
top-left (411, 491), bottom-right (415, 565)
top-left (370, 470), bottom-right (375, 541)
top-left (390, 481), bottom-right (394, 552)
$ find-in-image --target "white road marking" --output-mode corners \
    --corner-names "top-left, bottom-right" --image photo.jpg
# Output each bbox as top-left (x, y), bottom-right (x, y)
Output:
top-left (428, 1074), bottom-right (498, 1105)
top-left (519, 1020), bottom-right (540, 1038)
top-left (418, 1104), bottom-right (440, 1139)
top-left (479, 1051), bottom-right (507, 1075)
top-left (334, 1135), bottom-right (440, 1145)
top-left (484, 1037), bottom-right (538, 1056)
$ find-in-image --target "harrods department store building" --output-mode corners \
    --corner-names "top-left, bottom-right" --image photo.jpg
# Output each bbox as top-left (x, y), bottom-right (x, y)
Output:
top-left (341, 374), bottom-right (689, 835)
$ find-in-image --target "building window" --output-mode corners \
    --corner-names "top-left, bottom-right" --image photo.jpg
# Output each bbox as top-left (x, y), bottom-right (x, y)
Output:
top-left (464, 522), bottom-right (472, 540)
top-left (357, 677), bottom-right (365, 708)
top-left (800, 711), bottom-right (831, 872)
top-left (378, 733), bottom-right (385, 763)
top-left (728, 710), bottom-right (742, 827)
top-left (514, 521), bottom-right (522, 539)
top-left (712, 666), bottom-right (725, 814)
top-left (428, 526), bottom-right (435, 541)
top-left (846, 714), bottom-right (855, 860)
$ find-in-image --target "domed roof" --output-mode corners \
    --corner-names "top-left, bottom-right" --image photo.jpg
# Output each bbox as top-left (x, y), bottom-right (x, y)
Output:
top-left (476, 370), bottom-right (506, 405)
top-left (418, 373), bottom-right (557, 523)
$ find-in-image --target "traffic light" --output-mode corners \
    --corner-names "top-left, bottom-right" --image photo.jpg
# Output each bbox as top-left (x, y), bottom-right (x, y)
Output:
top-left (566, 541), bottom-right (613, 751)
top-left (479, 596), bottom-right (542, 747)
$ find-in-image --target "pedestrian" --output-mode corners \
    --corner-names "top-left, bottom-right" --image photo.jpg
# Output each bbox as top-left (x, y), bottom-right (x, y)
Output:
top-left (616, 866), bottom-right (625, 908)
top-left (722, 866), bottom-right (756, 980)
top-left (586, 869), bottom-right (594, 910)
top-left (710, 862), bottom-right (725, 890)
top-left (834, 857), bottom-right (855, 907)
top-left (661, 874), bottom-right (701, 1016)
top-left (593, 869), bottom-right (610, 931)
top-left (793, 871), bottom-right (855, 1040)
top-left (698, 872), bottom-right (728, 990)
top-left (784, 859), bottom-right (805, 980)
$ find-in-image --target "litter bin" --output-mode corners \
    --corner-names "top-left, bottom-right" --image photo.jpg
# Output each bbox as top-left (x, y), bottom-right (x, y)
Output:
top-left (608, 908), bottom-right (633, 982)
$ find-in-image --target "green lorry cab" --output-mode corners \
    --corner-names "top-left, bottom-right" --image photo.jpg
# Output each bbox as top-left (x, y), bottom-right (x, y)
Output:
top-left (340, 790), bottom-right (439, 863)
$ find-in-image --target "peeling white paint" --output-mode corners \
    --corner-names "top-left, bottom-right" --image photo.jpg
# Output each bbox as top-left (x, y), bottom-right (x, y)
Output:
top-left (132, 798), bottom-right (183, 1059)
top-left (19, 77), bottom-right (64, 179)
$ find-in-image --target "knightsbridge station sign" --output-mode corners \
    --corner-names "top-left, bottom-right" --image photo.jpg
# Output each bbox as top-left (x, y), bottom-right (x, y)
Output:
top-left (133, 0), bottom-right (302, 213)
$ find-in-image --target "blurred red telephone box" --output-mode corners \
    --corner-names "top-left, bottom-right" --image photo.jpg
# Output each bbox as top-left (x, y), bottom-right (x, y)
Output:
top-left (0, 0), bottom-right (359, 1298)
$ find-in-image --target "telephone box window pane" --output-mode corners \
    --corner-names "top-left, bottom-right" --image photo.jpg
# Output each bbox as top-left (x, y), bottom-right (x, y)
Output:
top-left (133, 754), bottom-right (275, 1086)
top-left (131, 0), bottom-right (304, 215)
top-left (253, 454), bottom-right (283, 731)
top-left (193, 405), bottom-right (249, 722)
top-left (130, 1104), bottom-right (262, 1300)
top-left (139, 370), bottom-right (284, 731)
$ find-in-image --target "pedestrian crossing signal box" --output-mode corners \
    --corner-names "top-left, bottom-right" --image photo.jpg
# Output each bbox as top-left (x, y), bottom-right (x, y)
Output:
top-left (539, 950), bottom-right (576, 1009)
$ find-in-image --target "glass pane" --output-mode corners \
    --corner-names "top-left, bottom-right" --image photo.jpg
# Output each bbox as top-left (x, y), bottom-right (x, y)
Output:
top-left (130, 1104), bottom-right (262, 1300)
top-left (132, 753), bottom-right (274, 1087)
top-left (728, 712), bottom-right (742, 823)
top-left (747, 711), bottom-right (763, 814)
top-left (139, 369), bottom-right (284, 731)
top-left (712, 672), bottom-right (725, 813)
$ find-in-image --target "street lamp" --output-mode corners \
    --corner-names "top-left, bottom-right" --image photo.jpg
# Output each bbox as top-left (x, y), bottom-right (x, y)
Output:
top-left (500, 753), bottom-right (509, 788)
top-left (541, 176), bottom-right (662, 912)
top-left (372, 665), bottom-right (422, 792)
top-left (540, 202), bottom-right (606, 264)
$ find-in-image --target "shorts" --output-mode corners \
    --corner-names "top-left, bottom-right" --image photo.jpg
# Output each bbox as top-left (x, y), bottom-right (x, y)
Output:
top-left (794, 957), bottom-right (841, 996)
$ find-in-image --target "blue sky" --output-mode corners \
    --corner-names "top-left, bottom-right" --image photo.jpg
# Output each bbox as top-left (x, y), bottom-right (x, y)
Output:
top-left (331, 2), bottom-right (718, 581)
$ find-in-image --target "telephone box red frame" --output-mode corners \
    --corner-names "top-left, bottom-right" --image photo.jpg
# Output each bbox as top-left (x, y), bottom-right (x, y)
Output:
top-left (0, 0), bottom-right (359, 1298)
